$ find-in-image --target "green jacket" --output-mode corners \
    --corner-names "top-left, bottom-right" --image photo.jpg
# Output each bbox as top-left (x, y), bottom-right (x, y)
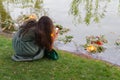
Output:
top-left (12, 28), bottom-right (44, 61)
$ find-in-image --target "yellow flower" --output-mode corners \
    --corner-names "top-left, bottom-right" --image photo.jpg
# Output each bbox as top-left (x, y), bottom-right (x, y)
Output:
top-left (86, 45), bottom-right (97, 52)
top-left (29, 14), bottom-right (37, 20)
top-left (51, 33), bottom-right (54, 37)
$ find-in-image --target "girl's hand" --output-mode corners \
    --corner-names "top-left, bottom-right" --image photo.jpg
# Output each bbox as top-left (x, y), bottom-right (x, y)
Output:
top-left (55, 27), bottom-right (59, 35)
top-left (53, 27), bottom-right (59, 40)
top-left (51, 27), bottom-right (59, 41)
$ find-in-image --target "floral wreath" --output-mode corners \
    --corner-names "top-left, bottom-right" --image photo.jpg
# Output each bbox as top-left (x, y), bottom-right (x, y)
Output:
top-left (83, 35), bottom-right (108, 53)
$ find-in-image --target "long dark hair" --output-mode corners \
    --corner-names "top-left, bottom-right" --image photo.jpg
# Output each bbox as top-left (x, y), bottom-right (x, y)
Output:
top-left (35, 16), bottom-right (54, 51)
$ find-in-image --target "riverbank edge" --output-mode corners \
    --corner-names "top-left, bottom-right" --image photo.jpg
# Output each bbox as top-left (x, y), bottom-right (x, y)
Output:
top-left (0, 32), bottom-right (120, 67)
top-left (58, 49), bottom-right (120, 67)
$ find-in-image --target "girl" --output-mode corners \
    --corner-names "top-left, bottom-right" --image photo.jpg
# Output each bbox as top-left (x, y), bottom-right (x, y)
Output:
top-left (12, 16), bottom-right (58, 61)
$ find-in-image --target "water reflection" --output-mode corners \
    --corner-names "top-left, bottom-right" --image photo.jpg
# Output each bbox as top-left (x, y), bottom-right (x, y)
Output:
top-left (0, 0), bottom-right (48, 31)
top-left (118, 0), bottom-right (120, 15)
top-left (69, 0), bottom-right (113, 25)
top-left (2, 0), bottom-right (47, 19)
top-left (34, 0), bottom-right (48, 17)
top-left (0, 0), bottom-right (11, 22)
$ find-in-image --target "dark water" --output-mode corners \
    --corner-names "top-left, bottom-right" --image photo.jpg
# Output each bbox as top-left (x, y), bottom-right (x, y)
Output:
top-left (0, 0), bottom-right (120, 65)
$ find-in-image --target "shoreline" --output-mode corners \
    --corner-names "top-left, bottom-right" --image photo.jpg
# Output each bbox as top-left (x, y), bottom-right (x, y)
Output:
top-left (0, 31), bottom-right (13, 38)
top-left (58, 48), bottom-right (120, 67)
top-left (1, 32), bottom-right (120, 67)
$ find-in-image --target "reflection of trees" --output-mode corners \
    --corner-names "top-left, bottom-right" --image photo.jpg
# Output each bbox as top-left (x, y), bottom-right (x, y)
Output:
top-left (0, 0), bottom-right (47, 31)
top-left (0, 0), bottom-right (11, 22)
top-left (4, 0), bottom-right (47, 18)
top-left (34, 0), bottom-right (48, 17)
top-left (118, 0), bottom-right (120, 15)
top-left (69, 0), bottom-right (111, 25)
top-left (0, 0), bottom-right (12, 30)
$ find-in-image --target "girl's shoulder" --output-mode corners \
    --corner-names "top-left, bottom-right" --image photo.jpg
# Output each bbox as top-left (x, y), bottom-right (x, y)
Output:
top-left (19, 26), bottom-right (36, 31)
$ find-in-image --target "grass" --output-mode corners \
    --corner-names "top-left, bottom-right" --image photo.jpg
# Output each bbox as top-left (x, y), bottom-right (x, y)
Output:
top-left (0, 35), bottom-right (120, 80)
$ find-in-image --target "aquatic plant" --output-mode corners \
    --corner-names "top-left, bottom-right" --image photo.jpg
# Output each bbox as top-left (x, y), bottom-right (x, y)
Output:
top-left (115, 38), bottom-right (120, 46)
top-left (55, 24), bottom-right (73, 44)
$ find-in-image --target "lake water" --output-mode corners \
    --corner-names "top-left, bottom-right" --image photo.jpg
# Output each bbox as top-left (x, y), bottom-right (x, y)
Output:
top-left (1, 0), bottom-right (120, 66)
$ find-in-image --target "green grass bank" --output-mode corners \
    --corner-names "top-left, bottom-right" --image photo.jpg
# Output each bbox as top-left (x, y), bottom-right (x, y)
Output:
top-left (0, 35), bottom-right (120, 80)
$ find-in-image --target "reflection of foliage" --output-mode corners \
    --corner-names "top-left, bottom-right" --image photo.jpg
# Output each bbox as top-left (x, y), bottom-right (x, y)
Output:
top-left (0, 19), bottom-right (15, 32)
top-left (69, 0), bottom-right (110, 25)
top-left (5, 0), bottom-right (36, 7)
top-left (0, 0), bottom-right (11, 24)
top-left (118, 0), bottom-right (120, 15)
top-left (16, 14), bottom-right (37, 25)
top-left (34, 0), bottom-right (48, 17)
top-left (69, 0), bottom-right (82, 23)
top-left (1, 0), bottom-right (47, 32)
top-left (4, 0), bottom-right (47, 18)
top-left (55, 25), bottom-right (73, 44)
